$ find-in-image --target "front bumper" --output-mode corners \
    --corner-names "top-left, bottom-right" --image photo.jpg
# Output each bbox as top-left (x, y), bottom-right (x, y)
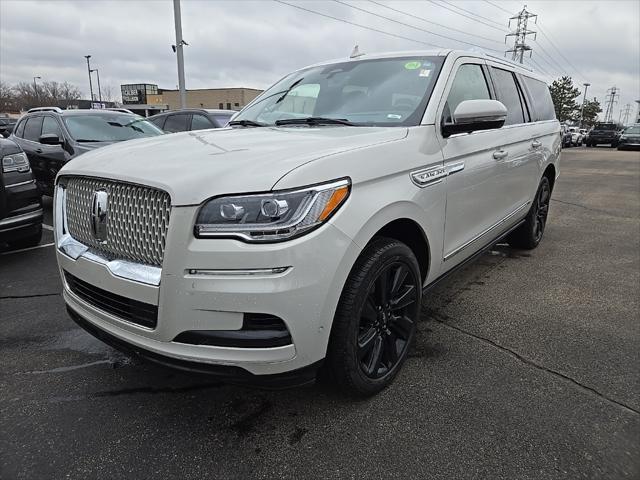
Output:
top-left (56, 202), bottom-right (361, 377)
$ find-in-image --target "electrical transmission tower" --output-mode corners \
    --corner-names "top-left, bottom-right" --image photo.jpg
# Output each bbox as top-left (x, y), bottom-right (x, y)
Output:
top-left (619, 103), bottom-right (631, 124)
top-left (505, 5), bottom-right (537, 63)
top-left (603, 87), bottom-right (619, 122)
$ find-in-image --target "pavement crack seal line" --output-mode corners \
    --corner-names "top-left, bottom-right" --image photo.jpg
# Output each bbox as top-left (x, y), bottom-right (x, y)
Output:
top-left (432, 315), bottom-right (640, 416)
top-left (551, 198), bottom-right (624, 217)
top-left (0, 292), bottom-right (60, 299)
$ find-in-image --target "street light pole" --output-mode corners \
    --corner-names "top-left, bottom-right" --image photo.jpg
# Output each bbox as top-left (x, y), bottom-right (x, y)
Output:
top-left (33, 76), bottom-right (41, 104)
top-left (173, 0), bottom-right (187, 109)
top-left (84, 55), bottom-right (94, 105)
top-left (580, 82), bottom-right (590, 128)
top-left (91, 69), bottom-right (102, 103)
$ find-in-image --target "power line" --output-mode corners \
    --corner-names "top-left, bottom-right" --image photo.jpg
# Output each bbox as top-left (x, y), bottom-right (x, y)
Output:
top-left (368, 0), bottom-right (504, 45)
top-left (425, 0), bottom-right (506, 32)
top-left (484, 0), bottom-right (515, 16)
top-left (528, 57), bottom-right (552, 78)
top-left (535, 22), bottom-right (587, 82)
top-left (439, 0), bottom-right (505, 28)
top-left (273, 0), bottom-right (445, 49)
top-left (332, 0), bottom-right (502, 52)
top-left (532, 40), bottom-right (570, 77)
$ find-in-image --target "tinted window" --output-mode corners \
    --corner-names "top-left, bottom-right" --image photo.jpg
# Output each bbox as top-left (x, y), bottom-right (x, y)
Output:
top-left (14, 119), bottom-right (26, 138)
top-left (443, 64), bottom-right (490, 124)
top-left (491, 68), bottom-right (525, 125)
top-left (62, 114), bottom-right (163, 142)
top-left (522, 76), bottom-right (555, 121)
top-left (163, 114), bottom-right (190, 133)
top-left (23, 117), bottom-right (43, 141)
top-left (42, 116), bottom-right (63, 138)
top-left (149, 116), bottom-right (166, 129)
top-left (191, 114), bottom-right (214, 130)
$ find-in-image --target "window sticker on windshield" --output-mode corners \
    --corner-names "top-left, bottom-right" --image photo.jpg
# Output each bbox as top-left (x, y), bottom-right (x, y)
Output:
top-left (387, 114), bottom-right (402, 119)
top-left (404, 61), bottom-right (422, 70)
top-left (419, 69), bottom-right (431, 77)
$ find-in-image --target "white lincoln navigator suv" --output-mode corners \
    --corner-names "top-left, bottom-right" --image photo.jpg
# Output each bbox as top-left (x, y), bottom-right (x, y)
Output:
top-left (54, 51), bottom-right (560, 396)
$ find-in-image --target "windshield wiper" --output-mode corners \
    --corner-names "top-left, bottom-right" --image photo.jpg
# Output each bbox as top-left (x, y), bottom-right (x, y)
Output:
top-left (228, 119), bottom-right (266, 127)
top-left (275, 78), bottom-right (304, 104)
top-left (275, 117), bottom-right (357, 126)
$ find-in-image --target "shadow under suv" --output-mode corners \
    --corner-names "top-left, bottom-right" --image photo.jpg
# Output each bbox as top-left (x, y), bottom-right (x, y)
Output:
top-left (10, 107), bottom-right (163, 195)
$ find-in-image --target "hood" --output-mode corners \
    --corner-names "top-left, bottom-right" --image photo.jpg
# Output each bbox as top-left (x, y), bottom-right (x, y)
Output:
top-left (58, 126), bottom-right (407, 205)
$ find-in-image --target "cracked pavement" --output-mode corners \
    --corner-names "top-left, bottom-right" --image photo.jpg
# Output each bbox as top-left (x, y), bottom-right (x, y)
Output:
top-left (1, 147), bottom-right (639, 479)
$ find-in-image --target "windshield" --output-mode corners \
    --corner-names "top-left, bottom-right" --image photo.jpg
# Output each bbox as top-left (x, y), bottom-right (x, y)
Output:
top-left (624, 125), bottom-right (640, 135)
top-left (233, 56), bottom-right (444, 127)
top-left (63, 114), bottom-right (164, 142)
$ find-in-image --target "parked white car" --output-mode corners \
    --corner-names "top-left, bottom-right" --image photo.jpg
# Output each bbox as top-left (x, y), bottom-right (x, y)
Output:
top-left (568, 126), bottom-right (583, 146)
top-left (54, 50), bottom-right (560, 396)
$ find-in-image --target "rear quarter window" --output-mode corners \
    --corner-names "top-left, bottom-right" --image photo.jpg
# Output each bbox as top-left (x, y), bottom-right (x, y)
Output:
top-left (522, 76), bottom-right (556, 121)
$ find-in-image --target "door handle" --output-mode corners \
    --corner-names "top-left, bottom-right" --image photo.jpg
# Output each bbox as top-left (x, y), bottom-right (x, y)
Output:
top-left (531, 140), bottom-right (542, 149)
top-left (35, 148), bottom-right (43, 154)
top-left (493, 149), bottom-right (508, 160)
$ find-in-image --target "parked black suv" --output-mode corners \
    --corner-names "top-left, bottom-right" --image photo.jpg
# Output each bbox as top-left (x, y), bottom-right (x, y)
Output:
top-left (148, 108), bottom-right (234, 133)
top-left (0, 137), bottom-right (43, 249)
top-left (10, 107), bottom-right (163, 195)
top-left (586, 122), bottom-right (620, 147)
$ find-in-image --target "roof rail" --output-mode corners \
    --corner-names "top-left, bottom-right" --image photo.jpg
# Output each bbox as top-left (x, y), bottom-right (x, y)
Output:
top-left (104, 108), bottom-right (135, 114)
top-left (483, 53), bottom-right (534, 72)
top-left (27, 106), bottom-right (64, 114)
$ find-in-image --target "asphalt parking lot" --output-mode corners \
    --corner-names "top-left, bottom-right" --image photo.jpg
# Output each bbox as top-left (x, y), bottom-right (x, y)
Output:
top-left (1, 147), bottom-right (639, 479)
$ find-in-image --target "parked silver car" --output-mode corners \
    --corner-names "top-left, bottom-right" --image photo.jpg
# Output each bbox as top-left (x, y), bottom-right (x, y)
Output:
top-left (54, 50), bottom-right (560, 396)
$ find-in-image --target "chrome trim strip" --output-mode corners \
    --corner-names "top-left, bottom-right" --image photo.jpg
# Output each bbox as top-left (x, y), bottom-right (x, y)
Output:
top-left (410, 165), bottom-right (447, 188)
top-left (55, 184), bottom-right (162, 286)
top-left (0, 208), bottom-right (43, 228)
top-left (5, 179), bottom-right (36, 188)
top-left (444, 202), bottom-right (530, 261)
top-left (186, 267), bottom-right (292, 277)
top-left (447, 161), bottom-right (465, 175)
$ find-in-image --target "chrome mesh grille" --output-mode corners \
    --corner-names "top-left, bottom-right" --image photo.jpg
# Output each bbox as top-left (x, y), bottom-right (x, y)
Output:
top-left (64, 177), bottom-right (171, 266)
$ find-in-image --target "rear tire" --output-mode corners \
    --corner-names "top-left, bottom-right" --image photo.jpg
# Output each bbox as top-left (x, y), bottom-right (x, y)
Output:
top-left (507, 177), bottom-right (551, 250)
top-left (325, 237), bottom-right (421, 397)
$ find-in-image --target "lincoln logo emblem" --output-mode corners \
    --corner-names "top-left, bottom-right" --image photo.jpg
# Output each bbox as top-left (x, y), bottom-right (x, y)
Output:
top-left (90, 190), bottom-right (109, 243)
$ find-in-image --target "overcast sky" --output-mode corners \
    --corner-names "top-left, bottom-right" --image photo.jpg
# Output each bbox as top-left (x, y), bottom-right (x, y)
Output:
top-left (1, 0), bottom-right (638, 120)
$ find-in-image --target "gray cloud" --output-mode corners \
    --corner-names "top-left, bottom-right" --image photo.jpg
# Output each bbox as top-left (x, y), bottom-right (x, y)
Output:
top-left (1, 0), bottom-right (638, 119)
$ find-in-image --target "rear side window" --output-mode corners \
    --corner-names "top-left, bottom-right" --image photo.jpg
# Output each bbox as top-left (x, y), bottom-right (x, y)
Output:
top-left (149, 116), bottom-right (166, 129)
top-left (42, 116), bottom-right (63, 138)
top-left (23, 116), bottom-right (43, 141)
top-left (491, 68), bottom-right (526, 125)
top-left (14, 119), bottom-right (26, 137)
top-left (191, 114), bottom-right (214, 130)
top-left (522, 76), bottom-right (555, 121)
top-left (163, 114), bottom-right (189, 133)
top-left (443, 64), bottom-right (490, 124)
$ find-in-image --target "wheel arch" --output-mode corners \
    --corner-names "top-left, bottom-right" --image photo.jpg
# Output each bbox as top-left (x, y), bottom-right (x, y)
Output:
top-left (543, 163), bottom-right (556, 192)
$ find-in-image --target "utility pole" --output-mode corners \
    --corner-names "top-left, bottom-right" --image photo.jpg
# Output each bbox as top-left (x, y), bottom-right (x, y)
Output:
top-left (33, 76), bottom-right (41, 104)
top-left (580, 82), bottom-right (590, 128)
top-left (91, 69), bottom-right (103, 103)
top-left (603, 86), bottom-right (619, 123)
top-left (84, 55), bottom-right (94, 105)
top-left (505, 5), bottom-right (537, 63)
top-left (173, 0), bottom-right (187, 109)
top-left (619, 103), bottom-right (631, 125)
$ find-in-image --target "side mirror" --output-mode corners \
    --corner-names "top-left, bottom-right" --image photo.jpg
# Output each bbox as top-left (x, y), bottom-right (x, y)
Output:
top-left (442, 99), bottom-right (507, 137)
top-left (39, 133), bottom-right (64, 146)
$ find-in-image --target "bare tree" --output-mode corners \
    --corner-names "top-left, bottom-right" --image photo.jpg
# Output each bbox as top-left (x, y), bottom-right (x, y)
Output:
top-left (100, 84), bottom-right (114, 103)
top-left (0, 80), bottom-right (17, 112)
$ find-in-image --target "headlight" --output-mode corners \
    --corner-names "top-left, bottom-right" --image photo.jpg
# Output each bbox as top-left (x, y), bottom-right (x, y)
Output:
top-left (195, 178), bottom-right (350, 242)
top-left (2, 152), bottom-right (30, 173)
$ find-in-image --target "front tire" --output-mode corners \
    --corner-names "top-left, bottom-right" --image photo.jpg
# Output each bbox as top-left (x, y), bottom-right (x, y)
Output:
top-left (508, 176), bottom-right (551, 250)
top-left (325, 237), bottom-right (421, 397)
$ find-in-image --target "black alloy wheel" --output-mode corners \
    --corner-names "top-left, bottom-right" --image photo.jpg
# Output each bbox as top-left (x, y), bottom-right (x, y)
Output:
top-left (357, 261), bottom-right (418, 379)
top-left (325, 237), bottom-right (422, 397)
top-left (533, 179), bottom-right (550, 244)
